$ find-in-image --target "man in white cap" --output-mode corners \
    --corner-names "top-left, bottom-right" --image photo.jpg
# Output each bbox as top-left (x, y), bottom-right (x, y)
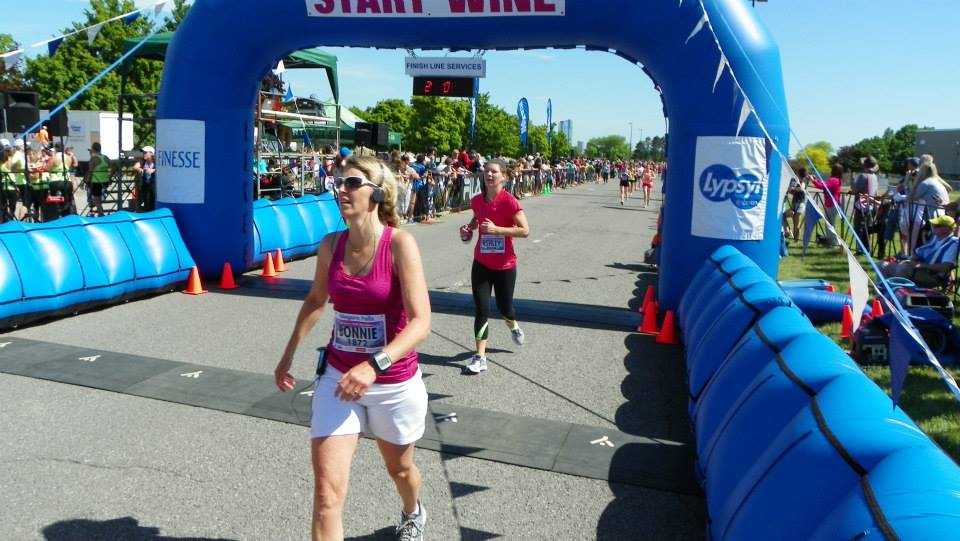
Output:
top-left (134, 146), bottom-right (156, 212)
top-left (880, 214), bottom-right (959, 287)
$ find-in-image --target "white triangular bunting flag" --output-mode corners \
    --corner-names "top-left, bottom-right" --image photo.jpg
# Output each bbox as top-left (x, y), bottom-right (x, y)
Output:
top-left (685, 14), bottom-right (708, 44)
top-left (2, 49), bottom-right (23, 70)
top-left (777, 155), bottom-right (793, 217)
top-left (736, 97), bottom-right (753, 136)
top-left (846, 250), bottom-right (870, 329)
top-left (87, 23), bottom-right (103, 45)
top-left (273, 60), bottom-right (285, 74)
top-left (154, 0), bottom-right (169, 16)
top-left (713, 54), bottom-right (727, 93)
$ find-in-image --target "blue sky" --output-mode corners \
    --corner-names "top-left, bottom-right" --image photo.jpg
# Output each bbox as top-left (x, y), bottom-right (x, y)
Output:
top-left (5, 0), bottom-right (959, 152)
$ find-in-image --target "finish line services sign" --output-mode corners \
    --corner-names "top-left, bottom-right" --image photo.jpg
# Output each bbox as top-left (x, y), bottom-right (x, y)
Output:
top-left (405, 57), bottom-right (486, 78)
top-left (307, 0), bottom-right (565, 17)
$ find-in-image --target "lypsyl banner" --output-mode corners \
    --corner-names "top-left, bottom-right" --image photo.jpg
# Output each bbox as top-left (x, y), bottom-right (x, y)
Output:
top-left (517, 97), bottom-right (529, 147)
top-left (547, 98), bottom-right (553, 144)
top-left (690, 136), bottom-right (768, 240)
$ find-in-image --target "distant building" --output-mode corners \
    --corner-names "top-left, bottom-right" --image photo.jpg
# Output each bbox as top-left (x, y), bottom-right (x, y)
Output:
top-left (916, 129), bottom-right (960, 178)
top-left (558, 119), bottom-right (573, 142)
top-left (577, 141), bottom-right (585, 154)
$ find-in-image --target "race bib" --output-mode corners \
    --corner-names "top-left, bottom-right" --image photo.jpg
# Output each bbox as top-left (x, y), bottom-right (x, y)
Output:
top-left (479, 234), bottom-right (506, 254)
top-left (333, 311), bottom-right (386, 353)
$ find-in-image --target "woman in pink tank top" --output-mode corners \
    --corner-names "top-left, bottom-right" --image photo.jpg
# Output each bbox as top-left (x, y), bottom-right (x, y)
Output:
top-left (275, 155), bottom-right (431, 540)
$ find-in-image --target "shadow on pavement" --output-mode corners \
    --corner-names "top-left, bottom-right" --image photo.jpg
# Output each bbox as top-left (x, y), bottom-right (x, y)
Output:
top-left (595, 271), bottom-right (707, 540)
top-left (43, 516), bottom-right (236, 541)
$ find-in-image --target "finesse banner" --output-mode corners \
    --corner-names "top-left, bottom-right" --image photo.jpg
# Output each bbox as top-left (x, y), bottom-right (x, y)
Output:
top-left (690, 136), bottom-right (768, 240)
top-left (307, 0), bottom-right (565, 17)
top-left (157, 119), bottom-right (205, 204)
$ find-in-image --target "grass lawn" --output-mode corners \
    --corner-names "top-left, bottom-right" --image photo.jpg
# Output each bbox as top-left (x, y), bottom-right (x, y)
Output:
top-left (778, 238), bottom-right (960, 459)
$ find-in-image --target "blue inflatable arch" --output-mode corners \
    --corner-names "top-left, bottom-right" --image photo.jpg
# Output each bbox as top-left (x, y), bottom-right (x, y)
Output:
top-left (157, 0), bottom-right (789, 308)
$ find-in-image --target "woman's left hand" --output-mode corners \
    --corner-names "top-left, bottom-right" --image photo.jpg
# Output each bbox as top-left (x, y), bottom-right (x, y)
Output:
top-left (336, 361), bottom-right (377, 401)
top-left (480, 219), bottom-right (498, 234)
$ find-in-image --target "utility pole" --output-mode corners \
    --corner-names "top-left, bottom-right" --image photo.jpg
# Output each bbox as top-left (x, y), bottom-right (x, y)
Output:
top-left (628, 122), bottom-right (633, 155)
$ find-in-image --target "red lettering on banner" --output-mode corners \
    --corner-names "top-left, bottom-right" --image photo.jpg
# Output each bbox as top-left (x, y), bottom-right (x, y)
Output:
top-left (490, 0), bottom-right (500, 11)
top-left (314, 0), bottom-right (334, 13)
top-left (534, 0), bottom-right (556, 12)
top-left (448, 0), bottom-right (485, 13)
top-left (341, 0), bottom-right (352, 13)
top-left (504, 0), bottom-right (531, 12)
top-left (381, 0), bottom-right (393, 13)
top-left (357, 0), bottom-right (381, 12)
top-left (411, 0), bottom-right (423, 12)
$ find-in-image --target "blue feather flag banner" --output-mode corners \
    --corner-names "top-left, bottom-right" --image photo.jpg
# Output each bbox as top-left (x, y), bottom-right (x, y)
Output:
top-left (517, 97), bottom-right (529, 147)
top-left (547, 98), bottom-right (552, 144)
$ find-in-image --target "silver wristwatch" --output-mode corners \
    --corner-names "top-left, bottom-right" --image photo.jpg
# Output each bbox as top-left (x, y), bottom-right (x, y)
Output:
top-left (369, 350), bottom-right (392, 373)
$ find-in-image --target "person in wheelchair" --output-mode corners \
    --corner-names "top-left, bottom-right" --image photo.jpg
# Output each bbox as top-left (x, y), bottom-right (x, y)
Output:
top-left (881, 215), bottom-right (959, 288)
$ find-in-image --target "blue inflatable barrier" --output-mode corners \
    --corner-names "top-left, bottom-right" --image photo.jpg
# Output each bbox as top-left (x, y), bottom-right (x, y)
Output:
top-left (685, 280), bottom-right (793, 395)
top-left (684, 266), bottom-right (769, 342)
top-left (809, 446), bottom-right (960, 539)
top-left (0, 209), bottom-right (195, 329)
top-left (699, 334), bottom-right (862, 500)
top-left (713, 375), bottom-right (929, 540)
top-left (784, 286), bottom-right (871, 324)
top-left (677, 245), bottom-right (741, 325)
top-left (679, 245), bottom-right (960, 539)
top-left (691, 307), bottom-right (814, 422)
top-left (687, 280), bottom-right (791, 394)
top-left (251, 194), bottom-right (345, 268)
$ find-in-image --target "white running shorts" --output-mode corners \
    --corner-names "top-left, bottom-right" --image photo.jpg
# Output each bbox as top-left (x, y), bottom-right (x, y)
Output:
top-left (310, 364), bottom-right (427, 445)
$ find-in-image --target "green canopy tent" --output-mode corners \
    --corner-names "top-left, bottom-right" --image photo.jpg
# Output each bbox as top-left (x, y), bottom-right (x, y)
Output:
top-left (120, 31), bottom-right (339, 102)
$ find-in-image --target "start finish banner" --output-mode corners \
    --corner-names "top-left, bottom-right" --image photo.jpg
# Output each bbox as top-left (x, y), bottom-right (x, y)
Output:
top-left (306, 0), bottom-right (566, 17)
top-left (690, 136), bottom-right (768, 241)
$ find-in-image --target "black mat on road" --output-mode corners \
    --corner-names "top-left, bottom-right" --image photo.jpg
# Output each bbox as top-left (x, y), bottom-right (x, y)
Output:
top-left (0, 337), bottom-right (698, 495)
top-left (222, 278), bottom-right (642, 332)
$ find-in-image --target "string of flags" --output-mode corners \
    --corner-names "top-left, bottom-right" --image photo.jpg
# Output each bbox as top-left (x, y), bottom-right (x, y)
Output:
top-left (0, 0), bottom-right (182, 71)
top-left (687, 0), bottom-right (960, 406)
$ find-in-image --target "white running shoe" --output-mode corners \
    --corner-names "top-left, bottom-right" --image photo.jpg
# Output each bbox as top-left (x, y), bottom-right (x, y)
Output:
top-left (465, 354), bottom-right (487, 374)
top-left (396, 500), bottom-right (426, 541)
top-left (509, 326), bottom-right (525, 346)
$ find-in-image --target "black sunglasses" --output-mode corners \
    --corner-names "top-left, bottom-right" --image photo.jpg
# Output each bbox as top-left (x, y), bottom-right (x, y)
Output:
top-left (334, 176), bottom-right (379, 190)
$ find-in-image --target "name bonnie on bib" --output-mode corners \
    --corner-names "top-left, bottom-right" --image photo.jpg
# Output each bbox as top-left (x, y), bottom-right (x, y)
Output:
top-left (333, 311), bottom-right (386, 354)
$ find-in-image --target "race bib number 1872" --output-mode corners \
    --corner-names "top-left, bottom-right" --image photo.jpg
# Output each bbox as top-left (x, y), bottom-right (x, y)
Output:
top-left (333, 311), bottom-right (386, 354)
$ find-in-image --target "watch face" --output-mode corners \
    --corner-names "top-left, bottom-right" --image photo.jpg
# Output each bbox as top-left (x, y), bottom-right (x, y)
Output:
top-left (374, 352), bottom-right (391, 371)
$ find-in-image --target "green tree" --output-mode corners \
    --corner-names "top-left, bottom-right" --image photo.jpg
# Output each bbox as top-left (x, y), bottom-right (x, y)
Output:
top-left (406, 96), bottom-right (467, 153)
top-left (24, 0), bottom-right (162, 145)
top-left (355, 99), bottom-right (413, 138)
top-left (470, 93), bottom-right (520, 158)
top-left (526, 124), bottom-right (549, 158)
top-left (162, 0), bottom-right (193, 31)
top-left (548, 129), bottom-right (572, 160)
top-left (0, 34), bottom-right (26, 91)
top-left (586, 135), bottom-right (630, 160)
top-left (794, 141), bottom-right (832, 175)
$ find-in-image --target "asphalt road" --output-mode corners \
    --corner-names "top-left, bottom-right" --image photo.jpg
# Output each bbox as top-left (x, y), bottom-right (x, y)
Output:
top-left (1, 179), bottom-right (706, 540)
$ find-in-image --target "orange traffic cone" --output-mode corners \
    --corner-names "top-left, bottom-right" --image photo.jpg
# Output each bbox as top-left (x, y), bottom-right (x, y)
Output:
top-left (872, 299), bottom-right (885, 317)
top-left (639, 300), bottom-right (659, 335)
top-left (274, 248), bottom-right (288, 272)
top-left (656, 310), bottom-right (680, 345)
top-left (841, 305), bottom-right (854, 339)
top-left (182, 266), bottom-right (207, 295)
top-left (639, 285), bottom-right (655, 313)
top-left (219, 262), bottom-right (238, 289)
top-left (262, 252), bottom-right (277, 278)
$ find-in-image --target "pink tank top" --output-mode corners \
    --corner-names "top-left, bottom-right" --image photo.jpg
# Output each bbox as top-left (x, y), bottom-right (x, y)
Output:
top-left (326, 227), bottom-right (417, 384)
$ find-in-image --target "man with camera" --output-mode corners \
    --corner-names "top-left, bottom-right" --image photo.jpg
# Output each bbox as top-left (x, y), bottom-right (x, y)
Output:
top-left (880, 215), bottom-right (959, 288)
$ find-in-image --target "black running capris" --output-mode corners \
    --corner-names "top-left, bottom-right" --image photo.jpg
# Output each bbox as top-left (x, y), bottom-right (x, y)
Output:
top-left (471, 260), bottom-right (517, 341)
